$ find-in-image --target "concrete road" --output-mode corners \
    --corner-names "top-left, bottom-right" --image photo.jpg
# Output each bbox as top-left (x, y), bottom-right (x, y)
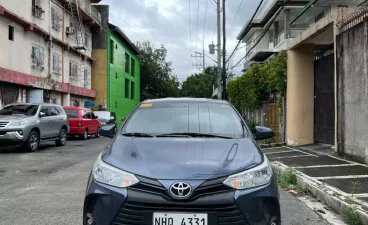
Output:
top-left (0, 138), bottom-right (330, 225)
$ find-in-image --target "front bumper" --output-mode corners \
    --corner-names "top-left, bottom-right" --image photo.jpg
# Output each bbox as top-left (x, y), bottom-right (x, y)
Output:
top-left (0, 129), bottom-right (27, 146)
top-left (84, 174), bottom-right (280, 225)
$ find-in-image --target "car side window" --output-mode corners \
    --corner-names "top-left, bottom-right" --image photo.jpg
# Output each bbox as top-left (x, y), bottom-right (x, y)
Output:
top-left (48, 106), bottom-right (59, 116)
top-left (83, 110), bottom-right (91, 119)
top-left (40, 106), bottom-right (50, 116)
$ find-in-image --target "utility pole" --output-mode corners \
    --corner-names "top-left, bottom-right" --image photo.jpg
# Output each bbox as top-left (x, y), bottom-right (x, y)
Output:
top-left (191, 52), bottom-right (205, 72)
top-left (222, 0), bottom-right (227, 100)
top-left (216, 0), bottom-right (222, 100)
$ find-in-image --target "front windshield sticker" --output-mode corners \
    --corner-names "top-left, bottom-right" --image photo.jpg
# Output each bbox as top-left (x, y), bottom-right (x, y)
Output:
top-left (140, 103), bottom-right (152, 108)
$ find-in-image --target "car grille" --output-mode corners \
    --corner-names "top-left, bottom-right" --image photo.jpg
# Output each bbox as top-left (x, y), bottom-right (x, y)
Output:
top-left (0, 122), bottom-right (9, 128)
top-left (130, 176), bottom-right (233, 201)
top-left (112, 201), bottom-right (248, 225)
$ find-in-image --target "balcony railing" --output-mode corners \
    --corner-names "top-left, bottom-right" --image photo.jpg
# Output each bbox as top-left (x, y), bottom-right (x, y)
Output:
top-left (77, 0), bottom-right (101, 25)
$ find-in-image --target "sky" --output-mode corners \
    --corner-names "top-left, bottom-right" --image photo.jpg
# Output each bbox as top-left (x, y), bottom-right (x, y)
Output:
top-left (100, 0), bottom-right (262, 82)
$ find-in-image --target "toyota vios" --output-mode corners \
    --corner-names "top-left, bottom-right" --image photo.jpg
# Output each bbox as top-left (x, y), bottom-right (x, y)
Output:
top-left (84, 98), bottom-right (280, 225)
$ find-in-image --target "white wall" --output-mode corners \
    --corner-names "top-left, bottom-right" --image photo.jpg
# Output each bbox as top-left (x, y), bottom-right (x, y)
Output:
top-left (0, 16), bottom-right (49, 78)
top-left (0, 0), bottom-right (93, 90)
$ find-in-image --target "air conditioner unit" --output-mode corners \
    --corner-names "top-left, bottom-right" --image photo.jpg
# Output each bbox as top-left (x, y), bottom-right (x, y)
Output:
top-left (66, 27), bottom-right (75, 35)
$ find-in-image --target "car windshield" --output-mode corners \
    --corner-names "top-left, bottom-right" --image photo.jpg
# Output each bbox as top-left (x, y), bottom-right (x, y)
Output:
top-left (122, 101), bottom-right (248, 139)
top-left (0, 104), bottom-right (39, 116)
top-left (64, 109), bottom-right (79, 118)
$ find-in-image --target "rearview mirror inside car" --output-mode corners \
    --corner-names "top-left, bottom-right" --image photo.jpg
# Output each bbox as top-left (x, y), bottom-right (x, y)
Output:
top-left (39, 112), bottom-right (46, 117)
top-left (254, 126), bottom-right (274, 140)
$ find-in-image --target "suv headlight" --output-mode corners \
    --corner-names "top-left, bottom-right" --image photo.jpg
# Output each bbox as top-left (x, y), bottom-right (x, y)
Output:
top-left (223, 155), bottom-right (272, 190)
top-left (9, 120), bottom-right (28, 127)
top-left (92, 153), bottom-right (139, 188)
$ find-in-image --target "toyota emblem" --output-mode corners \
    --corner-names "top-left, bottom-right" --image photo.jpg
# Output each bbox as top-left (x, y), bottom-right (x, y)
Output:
top-left (169, 182), bottom-right (192, 199)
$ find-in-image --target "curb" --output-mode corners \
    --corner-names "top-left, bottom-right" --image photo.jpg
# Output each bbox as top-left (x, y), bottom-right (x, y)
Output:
top-left (271, 161), bottom-right (368, 225)
top-left (259, 143), bottom-right (286, 148)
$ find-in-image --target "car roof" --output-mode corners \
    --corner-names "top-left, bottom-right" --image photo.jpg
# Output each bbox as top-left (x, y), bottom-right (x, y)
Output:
top-left (63, 106), bottom-right (90, 111)
top-left (6, 102), bottom-right (59, 106)
top-left (142, 98), bottom-right (229, 104)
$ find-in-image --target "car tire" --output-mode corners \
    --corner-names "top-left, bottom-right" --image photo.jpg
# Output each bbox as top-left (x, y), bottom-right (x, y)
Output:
top-left (95, 128), bottom-right (100, 138)
top-left (23, 131), bottom-right (40, 152)
top-left (55, 128), bottom-right (67, 146)
top-left (81, 129), bottom-right (88, 140)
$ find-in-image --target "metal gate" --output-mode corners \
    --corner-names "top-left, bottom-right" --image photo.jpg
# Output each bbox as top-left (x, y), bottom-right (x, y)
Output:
top-left (314, 53), bottom-right (335, 144)
top-left (267, 103), bottom-right (281, 143)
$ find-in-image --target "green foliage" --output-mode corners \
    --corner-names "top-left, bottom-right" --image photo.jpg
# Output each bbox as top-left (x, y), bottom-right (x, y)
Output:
top-left (277, 168), bottom-right (297, 189)
top-left (245, 119), bottom-right (259, 134)
top-left (181, 73), bottom-right (214, 98)
top-left (227, 51), bottom-right (287, 110)
top-left (136, 41), bottom-right (180, 100)
top-left (344, 205), bottom-right (363, 225)
top-left (349, 181), bottom-right (362, 196)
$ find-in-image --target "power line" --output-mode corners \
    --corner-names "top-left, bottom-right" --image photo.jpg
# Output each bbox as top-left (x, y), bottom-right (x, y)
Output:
top-left (225, 0), bottom-right (265, 65)
top-left (189, 0), bottom-right (192, 52)
top-left (196, 0), bottom-right (200, 51)
top-left (227, 0), bottom-right (244, 39)
top-left (203, 0), bottom-right (209, 49)
top-left (228, 1), bottom-right (286, 70)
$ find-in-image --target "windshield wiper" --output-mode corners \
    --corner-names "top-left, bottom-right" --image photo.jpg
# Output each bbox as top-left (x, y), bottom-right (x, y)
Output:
top-left (156, 132), bottom-right (233, 139)
top-left (122, 132), bottom-right (154, 137)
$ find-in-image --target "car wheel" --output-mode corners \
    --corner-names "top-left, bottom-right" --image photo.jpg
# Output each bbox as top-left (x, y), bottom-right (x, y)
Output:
top-left (24, 131), bottom-right (39, 152)
top-left (55, 128), bottom-right (67, 146)
top-left (95, 128), bottom-right (100, 138)
top-left (81, 129), bottom-right (88, 140)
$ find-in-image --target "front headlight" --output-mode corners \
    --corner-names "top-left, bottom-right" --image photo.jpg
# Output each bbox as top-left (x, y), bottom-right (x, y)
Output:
top-left (92, 153), bottom-right (139, 188)
top-left (9, 120), bottom-right (28, 127)
top-left (223, 155), bottom-right (272, 190)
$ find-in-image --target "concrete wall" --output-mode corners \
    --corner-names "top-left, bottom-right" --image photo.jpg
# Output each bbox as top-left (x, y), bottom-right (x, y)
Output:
top-left (286, 44), bottom-right (315, 146)
top-left (91, 49), bottom-right (108, 110)
top-left (336, 18), bottom-right (368, 163)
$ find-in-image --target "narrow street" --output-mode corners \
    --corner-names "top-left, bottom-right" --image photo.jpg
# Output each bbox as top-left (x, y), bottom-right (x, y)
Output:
top-left (0, 137), bottom-right (332, 225)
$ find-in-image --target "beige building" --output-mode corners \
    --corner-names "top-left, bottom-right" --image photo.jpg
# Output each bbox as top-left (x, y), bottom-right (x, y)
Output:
top-left (0, 0), bottom-right (101, 108)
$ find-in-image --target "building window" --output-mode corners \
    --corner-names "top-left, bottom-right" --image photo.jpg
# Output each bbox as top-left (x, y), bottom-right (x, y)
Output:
top-left (131, 81), bottom-right (135, 100)
top-left (32, 0), bottom-right (44, 18)
top-left (8, 25), bottom-right (14, 41)
top-left (84, 32), bottom-right (90, 48)
top-left (125, 79), bottom-right (129, 98)
top-left (69, 61), bottom-right (79, 78)
top-left (31, 45), bottom-right (45, 70)
top-left (52, 53), bottom-right (62, 74)
top-left (110, 40), bottom-right (114, 64)
top-left (125, 53), bottom-right (130, 73)
top-left (131, 58), bottom-right (135, 77)
top-left (71, 99), bottom-right (80, 107)
top-left (84, 67), bottom-right (90, 87)
top-left (51, 7), bottom-right (61, 31)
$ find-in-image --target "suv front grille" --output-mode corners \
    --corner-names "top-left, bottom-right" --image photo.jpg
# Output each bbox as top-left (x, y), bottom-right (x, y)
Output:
top-left (0, 122), bottom-right (9, 128)
top-left (130, 176), bottom-right (233, 201)
top-left (112, 201), bottom-right (248, 225)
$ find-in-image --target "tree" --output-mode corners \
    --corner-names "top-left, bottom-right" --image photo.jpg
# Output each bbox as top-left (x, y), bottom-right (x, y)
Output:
top-left (137, 41), bottom-right (180, 100)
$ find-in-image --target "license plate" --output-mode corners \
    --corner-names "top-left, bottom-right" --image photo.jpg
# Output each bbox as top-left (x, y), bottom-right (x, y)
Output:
top-left (153, 213), bottom-right (208, 225)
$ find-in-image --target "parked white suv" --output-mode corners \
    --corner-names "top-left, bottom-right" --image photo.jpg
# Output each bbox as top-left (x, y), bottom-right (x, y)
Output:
top-left (0, 103), bottom-right (69, 152)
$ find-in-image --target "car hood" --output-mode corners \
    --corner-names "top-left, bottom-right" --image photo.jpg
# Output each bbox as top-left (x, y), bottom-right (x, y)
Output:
top-left (102, 136), bottom-right (263, 180)
top-left (0, 114), bottom-right (32, 121)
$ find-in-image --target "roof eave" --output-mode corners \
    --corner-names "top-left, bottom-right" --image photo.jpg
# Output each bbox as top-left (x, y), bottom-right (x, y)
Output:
top-left (108, 23), bottom-right (141, 55)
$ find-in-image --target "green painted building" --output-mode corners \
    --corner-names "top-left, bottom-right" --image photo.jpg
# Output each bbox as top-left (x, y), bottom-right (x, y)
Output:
top-left (108, 24), bottom-right (141, 127)
top-left (92, 21), bottom-right (140, 128)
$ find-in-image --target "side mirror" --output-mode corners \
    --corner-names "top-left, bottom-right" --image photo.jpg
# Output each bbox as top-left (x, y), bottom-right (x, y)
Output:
top-left (94, 116), bottom-right (99, 119)
top-left (110, 116), bottom-right (115, 120)
top-left (39, 112), bottom-right (46, 117)
top-left (99, 124), bottom-right (117, 138)
top-left (254, 126), bottom-right (274, 140)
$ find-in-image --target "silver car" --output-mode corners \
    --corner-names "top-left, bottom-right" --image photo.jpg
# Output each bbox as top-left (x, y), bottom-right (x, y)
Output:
top-left (0, 103), bottom-right (69, 152)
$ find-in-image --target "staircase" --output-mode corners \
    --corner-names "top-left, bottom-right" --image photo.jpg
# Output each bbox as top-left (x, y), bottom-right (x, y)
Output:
top-left (67, 0), bottom-right (86, 50)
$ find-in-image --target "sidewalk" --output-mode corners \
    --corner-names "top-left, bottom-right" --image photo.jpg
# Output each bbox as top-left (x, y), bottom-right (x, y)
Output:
top-left (263, 145), bottom-right (368, 224)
